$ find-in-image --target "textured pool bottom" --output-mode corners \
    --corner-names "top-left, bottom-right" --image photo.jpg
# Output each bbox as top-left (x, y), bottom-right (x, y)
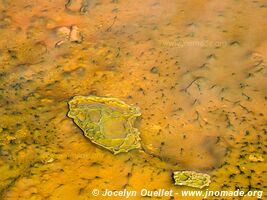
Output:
top-left (0, 0), bottom-right (266, 198)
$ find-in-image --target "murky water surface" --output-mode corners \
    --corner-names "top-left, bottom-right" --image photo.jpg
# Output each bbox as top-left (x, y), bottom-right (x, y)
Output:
top-left (0, 0), bottom-right (266, 199)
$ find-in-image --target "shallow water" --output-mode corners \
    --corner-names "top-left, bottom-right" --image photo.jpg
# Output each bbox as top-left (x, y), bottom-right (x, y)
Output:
top-left (0, 0), bottom-right (266, 199)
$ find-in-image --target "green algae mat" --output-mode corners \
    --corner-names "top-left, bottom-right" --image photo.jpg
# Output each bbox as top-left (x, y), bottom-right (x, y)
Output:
top-left (173, 171), bottom-right (211, 189)
top-left (67, 96), bottom-right (142, 154)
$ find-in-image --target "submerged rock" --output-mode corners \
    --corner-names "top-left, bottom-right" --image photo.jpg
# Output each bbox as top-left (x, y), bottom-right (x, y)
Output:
top-left (173, 171), bottom-right (211, 189)
top-left (56, 26), bottom-right (70, 40)
top-left (55, 25), bottom-right (82, 47)
top-left (69, 26), bottom-right (82, 42)
top-left (67, 96), bottom-right (142, 154)
top-left (65, 0), bottom-right (89, 14)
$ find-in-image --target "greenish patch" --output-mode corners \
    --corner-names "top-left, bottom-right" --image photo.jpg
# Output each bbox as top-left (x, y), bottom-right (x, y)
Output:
top-left (173, 171), bottom-right (211, 189)
top-left (67, 96), bottom-right (142, 154)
